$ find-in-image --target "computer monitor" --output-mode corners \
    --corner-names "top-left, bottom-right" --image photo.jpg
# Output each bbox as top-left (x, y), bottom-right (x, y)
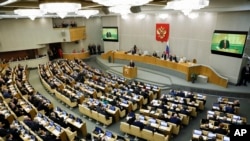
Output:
top-left (105, 131), bottom-right (112, 138)
top-left (122, 100), bottom-right (128, 104)
top-left (207, 111), bottom-right (215, 115)
top-left (49, 121), bottom-right (54, 126)
top-left (62, 111), bottom-right (67, 116)
top-left (76, 117), bottom-right (82, 123)
top-left (149, 118), bottom-right (156, 123)
top-left (139, 115), bottom-right (144, 120)
top-left (56, 107), bottom-right (61, 112)
top-left (69, 114), bottom-right (75, 119)
top-left (55, 125), bottom-right (61, 132)
top-left (213, 103), bottom-right (220, 107)
top-left (30, 135), bottom-right (36, 140)
top-left (223, 136), bottom-right (230, 141)
top-left (37, 113), bottom-right (42, 118)
top-left (109, 106), bottom-right (115, 111)
top-left (193, 130), bottom-right (202, 135)
top-left (95, 127), bottom-right (102, 134)
top-left (43, 117), bottom-right (48, 122)
top-left (207, 132), bottom-right (216, 139)
top-left (233, 115), bottom-right (240, 120)
top-left (161, 121), bottom-right (168, 127)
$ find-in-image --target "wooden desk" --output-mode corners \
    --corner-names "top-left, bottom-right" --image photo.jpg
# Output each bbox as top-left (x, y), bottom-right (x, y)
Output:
top-left (123, 66), bottom-right (137, 79)
top-left (102, 51), bottom-right (228, 87)
top-left (63, 52), bottom-right (90, 60)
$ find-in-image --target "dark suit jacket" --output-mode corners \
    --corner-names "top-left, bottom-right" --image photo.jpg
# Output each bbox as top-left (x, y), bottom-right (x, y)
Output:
top-left (0, 128), bottom-right (8, 137)
top-left (169, 117), bottom-right (181, 125)
top-left (214, 128), bottom-right (228, 135)
top-left (129, 62), bottom-right (135, 67)
top-left (219, 40), bottom-right (230, 49)
top-left (132, 121), bottom-right (144, 130)
top-left (162, 54), bottom-right (166, 60)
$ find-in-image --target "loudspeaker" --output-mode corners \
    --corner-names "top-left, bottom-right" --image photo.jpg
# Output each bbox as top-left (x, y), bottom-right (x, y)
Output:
top-left (130, 6), bottom-right (141, 13)
top-left (102, 7), bottom-right (110, 15)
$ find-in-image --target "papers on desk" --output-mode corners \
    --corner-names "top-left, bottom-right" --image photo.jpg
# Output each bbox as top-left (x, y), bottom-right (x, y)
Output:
top-left (150, 111), bottom-right (155, 114)
top-left (150, 123), bottom-right (159, 128)
top-left (159, 126), bottom-right (168, 131)
top-left (73, 121), bottom-right (83, 128)
top-left (107, 109), bottom-right (116, 114)
top-left (52, 129), bottom-right (61, 136)
top-left (120, 103), bottom-right (128, 107)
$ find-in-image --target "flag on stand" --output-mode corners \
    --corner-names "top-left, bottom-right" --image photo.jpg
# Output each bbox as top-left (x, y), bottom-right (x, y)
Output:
top-left (166, 41), bottom-right (170, 57)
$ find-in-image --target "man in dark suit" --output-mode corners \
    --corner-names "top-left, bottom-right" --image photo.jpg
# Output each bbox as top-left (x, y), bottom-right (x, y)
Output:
top-left (169, 113), bottom-right (181, 125)
top-left (161, 51), bottom-right (167, 60)
top-left (127, 111), bottom-right (136, 124)
top-left (236, 64), bottom-right (250, 86)
top-left (219, 36), bottom-right (230, 49)
top-left (129, 60), bottom-right (135, 67)
top-left (132, 120), bottom-right (144, 130)
top-left (224, 104), bottom-right (234, 114)
top-left (144, 123), bottom-right (157, 132)
top-left (0, 122), bottom-right (8, 137)
top-left (213, 123), bottom-right (228, 135)
top-left (39, 129), bottom-right (60, 141)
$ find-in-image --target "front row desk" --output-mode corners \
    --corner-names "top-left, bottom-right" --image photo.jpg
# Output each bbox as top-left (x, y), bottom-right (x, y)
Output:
top-left (123, 66), bottom-right (137, 79)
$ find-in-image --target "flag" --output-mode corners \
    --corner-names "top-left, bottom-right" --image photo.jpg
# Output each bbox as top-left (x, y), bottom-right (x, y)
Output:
top-left (166, 41), bottom-right (170, 57)
top-left (156, 23), bottom-right (169, 42)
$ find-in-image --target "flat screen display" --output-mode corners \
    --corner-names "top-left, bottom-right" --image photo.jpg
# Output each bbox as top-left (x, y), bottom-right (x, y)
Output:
top-left (102, 27), bottom-right (118, 42)
top-left (211, 30), bottom-right (248, 58)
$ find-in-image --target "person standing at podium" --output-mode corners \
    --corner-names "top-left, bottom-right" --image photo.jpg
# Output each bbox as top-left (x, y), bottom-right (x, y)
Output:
top-left (129, 60), bottom-right (135, 67)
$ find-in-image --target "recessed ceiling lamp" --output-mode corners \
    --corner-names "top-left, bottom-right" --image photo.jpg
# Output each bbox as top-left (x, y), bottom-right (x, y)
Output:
top-left (93, 0), bottom-right (152, 15)
top-left (76, 10), bottom-right (99, 19)
top-left (14, 9), bottom-right (45, 20)
top-left (93, 0), bottom-right (152, 7)
top-left (39, 1), bottom-right (81, 19)
top-left (109, 5), bottom-right (131, 16)
top-left (166, 0), bottom-right (209, 16)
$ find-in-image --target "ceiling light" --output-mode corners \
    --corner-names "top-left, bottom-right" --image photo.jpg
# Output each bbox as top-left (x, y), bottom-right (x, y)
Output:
top-left (76, 10), bottom-right (99, 19)
top-left (166, 0), bottom-right (209, 16)
top-left (0, 0), bottom-right (17, 6)
top-left (93, 0), bottom-right (152, 7)
top-left (109, 5), bottom-right (131, 15)
top-left (14, 9), bottom-right (45, 20)
top-left (94, 0), bottom-right (152, 15)
top-left (39, 2), bottom-right (81, 19)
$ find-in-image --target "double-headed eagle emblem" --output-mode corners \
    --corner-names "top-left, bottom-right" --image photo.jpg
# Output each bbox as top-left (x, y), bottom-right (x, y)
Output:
top-left (156, 26), bottom-right (167, 39)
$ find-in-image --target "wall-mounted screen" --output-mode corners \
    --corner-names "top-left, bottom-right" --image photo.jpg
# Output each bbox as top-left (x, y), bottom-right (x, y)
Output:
top-left (211, 30), bottom-right (248, 58)
top-left (102, 27), bottom-right (118, 42)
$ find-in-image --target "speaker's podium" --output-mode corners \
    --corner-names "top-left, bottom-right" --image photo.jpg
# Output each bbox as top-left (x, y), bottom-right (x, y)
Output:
top-left (123, 66), bottom-right (137, 79)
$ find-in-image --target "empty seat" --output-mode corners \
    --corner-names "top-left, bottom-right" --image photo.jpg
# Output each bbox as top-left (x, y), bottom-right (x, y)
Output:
top-left (141, 129), bottom-right (153, 141)
top-left (130, 125), bottom-right (141, 138)
top-left (153, 132), bottom-right (169, 141)
top-left (120, 122), bottom-right (130, 135)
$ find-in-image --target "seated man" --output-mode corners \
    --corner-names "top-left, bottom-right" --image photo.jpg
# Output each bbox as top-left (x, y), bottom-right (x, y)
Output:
top-left (152, 51), bottom-right (158, 57)
top-left (213, 123), bottom-right (228, 135)
top-left (169, 113), bottom-right (181, 125)
top-left (126, 111), bottom-right (136, 124)
top-left (224, 104), bottom-right (234, 114)
top-left (129, 60), bottom-right (135, 67)
top-left (132, 120), bottom-right (144, 130)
